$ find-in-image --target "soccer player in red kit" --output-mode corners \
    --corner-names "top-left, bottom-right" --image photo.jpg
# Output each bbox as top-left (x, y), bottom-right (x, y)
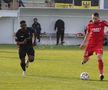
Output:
top-left (80, 12), bottom-right (108, 80)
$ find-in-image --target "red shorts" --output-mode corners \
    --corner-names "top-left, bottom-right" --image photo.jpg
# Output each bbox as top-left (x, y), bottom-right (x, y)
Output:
top-left (84, 45), bottom-right (103, 58)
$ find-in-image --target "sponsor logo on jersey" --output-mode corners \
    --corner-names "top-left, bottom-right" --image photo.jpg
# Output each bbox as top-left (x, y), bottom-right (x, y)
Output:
top-left (93, 28), bottom-right (101, 32)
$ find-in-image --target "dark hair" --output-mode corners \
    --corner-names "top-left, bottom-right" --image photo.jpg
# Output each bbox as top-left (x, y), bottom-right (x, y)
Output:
top-left (20, 20), bottom-right (26, 24)
top-left (34, 18), bottom-right (37, 20)
top-left (93, 12), bottom-right (99, 17)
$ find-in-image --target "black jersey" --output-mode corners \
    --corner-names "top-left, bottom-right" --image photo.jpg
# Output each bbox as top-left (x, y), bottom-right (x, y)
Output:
top-left (15, 27), bottom-right (34, 47)
top-left (32, 22), bottom-right (41, 32)
top-left (55, 19), bottom-right (65, 31)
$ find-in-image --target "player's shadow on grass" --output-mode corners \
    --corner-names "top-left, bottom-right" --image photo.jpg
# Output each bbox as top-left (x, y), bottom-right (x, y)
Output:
top-left (89, 79), bottom-right (108, 82)
top-left (28, 74), bottom-right (80, 81)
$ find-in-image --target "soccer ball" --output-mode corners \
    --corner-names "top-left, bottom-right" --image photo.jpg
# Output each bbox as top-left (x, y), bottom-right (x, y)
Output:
top-left (80, 72), bottom-right (89, 80)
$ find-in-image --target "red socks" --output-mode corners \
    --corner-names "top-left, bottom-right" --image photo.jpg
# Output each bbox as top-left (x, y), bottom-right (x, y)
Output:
top-left (98, 59), bottom-right (103, 75)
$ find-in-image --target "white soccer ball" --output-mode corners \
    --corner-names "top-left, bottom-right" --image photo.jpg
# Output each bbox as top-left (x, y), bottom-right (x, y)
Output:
top-left (80, 72), bottom-right (89, 80)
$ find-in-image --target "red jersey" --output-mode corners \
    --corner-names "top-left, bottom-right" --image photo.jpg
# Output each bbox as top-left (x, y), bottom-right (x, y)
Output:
top-left (84, 20), bottom-right (108, 57)
top-left (87, 20), bottom-right (108, 47)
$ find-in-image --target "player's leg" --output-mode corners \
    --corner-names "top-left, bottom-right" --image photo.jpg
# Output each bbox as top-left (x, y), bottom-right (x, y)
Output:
top-left (82, 49), bottom-right (93, 64)
top-left (38, 31), bottom-right (41, 42)
top-left (82, 56), bottom-right (89, 64)
top-left (61, 30), bottom-right (64, 45)
top-left (19, 48), bottom-right (26, 76)
top-left (37, 31), bottom-right (40, 42)
top-left (97, 54), bottom-right (103, 75)
top-left (96, 53), bottom-right (104, 80)
top-left (56, 31), bottom-right (60, 45)
top-left (25, 55), bottom-right (34, 68)
top-left (26, 46), bottom-right (35, 67)
top-left (21, 58), bottom-right (26, 76)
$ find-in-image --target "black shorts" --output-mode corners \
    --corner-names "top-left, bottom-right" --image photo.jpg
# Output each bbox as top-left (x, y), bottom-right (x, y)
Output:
top-left (19, 46), bottom-right (35, 59)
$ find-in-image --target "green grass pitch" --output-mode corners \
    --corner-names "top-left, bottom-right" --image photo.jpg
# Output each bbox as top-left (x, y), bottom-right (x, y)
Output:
top-left (0, 44), bottom-right (108, 90)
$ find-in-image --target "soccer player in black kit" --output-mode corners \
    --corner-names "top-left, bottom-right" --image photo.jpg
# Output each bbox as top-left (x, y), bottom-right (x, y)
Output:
top-left (15, 20), bottom-right (36, 76)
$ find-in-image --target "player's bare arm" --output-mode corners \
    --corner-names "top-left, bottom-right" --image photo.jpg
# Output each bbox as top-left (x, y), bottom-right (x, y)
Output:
top-left (80, 31), bottom-right (90, 49)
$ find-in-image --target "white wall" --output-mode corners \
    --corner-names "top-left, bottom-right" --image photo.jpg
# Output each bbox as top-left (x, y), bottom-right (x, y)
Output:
top-left (0, 17), bottom-right (17, 44)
